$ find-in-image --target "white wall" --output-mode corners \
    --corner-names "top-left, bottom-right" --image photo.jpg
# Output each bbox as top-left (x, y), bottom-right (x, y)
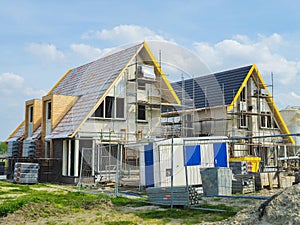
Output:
top-left (140, 137), bottom-right (229, 188)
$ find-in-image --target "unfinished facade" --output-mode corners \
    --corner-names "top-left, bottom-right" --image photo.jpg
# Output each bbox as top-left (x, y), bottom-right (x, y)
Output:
top-left (168, 65), bottom-right (295, 169)
top-left (7, 42), bottom-right (180, 183)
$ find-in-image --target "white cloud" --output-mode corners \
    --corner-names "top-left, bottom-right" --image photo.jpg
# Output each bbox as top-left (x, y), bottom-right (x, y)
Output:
top-left (23, 87), bottom-right (46, 97)
top-left (26, 43), bottom-right (65, 62)
top-left (70, 44), bottom-right (102, 60)
top-left (70, 43), bottom-right (117, 61)
top-left (0, 72), bottom-right (46, 140)
top-left (0, 72), bottom-right (46, 97)
top-left (193, 34), bottom-right (300, 85)
top-left (277, 92), bottom-right (300, 109)
top-left (82, 24), bottom-right (167, 43)
top-left (148, 40), bottom-right (211, 81)
top-left (0, 72), bottom-right (24, 95)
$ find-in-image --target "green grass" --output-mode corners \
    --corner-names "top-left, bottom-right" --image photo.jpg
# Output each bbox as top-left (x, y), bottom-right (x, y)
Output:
top-left (0, 181), bottom-right (240, 224)
top-left (0, 181), bottom-right (108, 217)
top-left (111, 196), bottom-right (148, 207)
top-left (136, 205), bottom-right (238, 224)
top-left (104, 221), bottom-right (137, 225)
top-left (0, 142), bottom-right (7, 153)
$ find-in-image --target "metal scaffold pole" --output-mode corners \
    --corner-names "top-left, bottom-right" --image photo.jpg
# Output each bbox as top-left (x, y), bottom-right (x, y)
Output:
top-left (171, 136), bottom-right (174, 208)
top-left (115, 143), bottom-right (120, 197)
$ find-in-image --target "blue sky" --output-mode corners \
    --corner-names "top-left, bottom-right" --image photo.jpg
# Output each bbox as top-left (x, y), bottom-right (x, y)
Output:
top-left (1, 0), bottom-right (300, 140)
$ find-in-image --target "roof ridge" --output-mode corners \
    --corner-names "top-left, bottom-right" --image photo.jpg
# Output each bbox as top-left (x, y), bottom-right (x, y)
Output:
top-left (72, 42), bottom-right (145, 71)
top-left (194, 64), bottom-right (253, 80)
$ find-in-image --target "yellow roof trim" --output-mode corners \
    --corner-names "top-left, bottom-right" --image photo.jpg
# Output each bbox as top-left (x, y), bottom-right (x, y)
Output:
top-left (228, 65), bottom-right (255, 111)
top-left (228, 64), bottom-right (294, 144)
top-left (7, 120), bottom-right (25, 141)
top-left (143, 41), bottom-right (181, 104)
top-left (254, 66), bottom-right (295, 144)
top-left (47, 68), bottom-right (72, 95)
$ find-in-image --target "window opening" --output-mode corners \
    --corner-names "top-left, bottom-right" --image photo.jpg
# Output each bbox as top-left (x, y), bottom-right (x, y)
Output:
top-left (138, 104), bottom-right (146, 120)
top-left (29, 106), bottom-right (33, 123)
top-left (47, 101), bottom-right (52, 120)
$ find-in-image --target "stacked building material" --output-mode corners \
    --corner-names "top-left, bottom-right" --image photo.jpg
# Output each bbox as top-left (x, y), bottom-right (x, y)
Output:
top-left (22, 140), bottom-right (36, 157)
top-left (255, 172), bottom-right (279, 190)
top-left (232, 174), bottom-right (255, 194)
top-left (147, 186), bottom-right (199, 206)
top-left (14, 163), bottom-right (39, 184)
top-left (188, 186), bottom-right (200, 205)
top-left (200, 168), bottom-right (232, 196)
top-left (7, 141), bottom-right (20, 157)
top-left (229, 161), bottom-right (248, 175)
top-left (229, 161), bottom-right (255, 193)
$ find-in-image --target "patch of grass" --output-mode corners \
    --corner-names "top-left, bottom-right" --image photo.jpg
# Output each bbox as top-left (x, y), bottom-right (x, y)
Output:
top-left (111, 196), bottom-right (148, 207)
top-left (0, 181), bottom-right (242, 224)
top-left (45, 221), bottom-right (57, 225)
top-left (104, 221), bottom-right (137, 225)
top-left (0, 181), bottom-right (109, 217)
top-left (242, 199), bottom-right (252, 203)
top-left (161, 218), bottom-right (171, 223)
top-left (136, 204), bottom-right (239, 224)
top-left (137, 208), bottom-right (197, 220)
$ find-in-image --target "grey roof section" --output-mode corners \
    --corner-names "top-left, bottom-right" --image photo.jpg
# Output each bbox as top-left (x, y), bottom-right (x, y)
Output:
top-left (48, 43), bottom-right (144, 138)
top-left (29, 126), bottom-right (41, 140)
top-left (172, 65), bottom-right (252, 109)
top-left (7, 123), bottom-right (25, 141)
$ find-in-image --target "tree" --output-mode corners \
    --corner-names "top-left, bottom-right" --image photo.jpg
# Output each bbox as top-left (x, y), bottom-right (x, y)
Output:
top-left (0, 142), bottom-right (7, 153)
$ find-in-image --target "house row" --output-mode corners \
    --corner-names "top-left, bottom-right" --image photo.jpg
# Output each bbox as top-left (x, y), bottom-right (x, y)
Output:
top-left (7, 41), bottom-right (296, 184)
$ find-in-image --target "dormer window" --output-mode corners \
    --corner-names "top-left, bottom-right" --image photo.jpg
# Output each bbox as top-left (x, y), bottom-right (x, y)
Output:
top-left (45, 101), bottom-right (52, 136)
top-left (29, 106), bottom-right (33, 123)
top-left (46, 101), bottom-right (52, 120)
top-left (28, 105), bottom-right (33, 137)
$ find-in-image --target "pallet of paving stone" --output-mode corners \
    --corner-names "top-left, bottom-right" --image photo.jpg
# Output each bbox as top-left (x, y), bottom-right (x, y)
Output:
top-left (13, 162), bottom-right (39, 184)
top-left (232, 174), bottom-right (255, 194)
top-left (146, 186), bottom-right (199, 206)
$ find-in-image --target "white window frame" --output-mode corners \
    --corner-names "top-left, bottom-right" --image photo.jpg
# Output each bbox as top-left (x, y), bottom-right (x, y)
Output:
top-left (260, 112), bottom-right (272, 129)
top-left (239, 112), bottom-right (248, 128)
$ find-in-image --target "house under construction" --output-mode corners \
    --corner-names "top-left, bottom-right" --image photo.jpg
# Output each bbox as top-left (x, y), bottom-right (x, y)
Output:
top-left (168, 64), bottom-right (297, 169)
top-left (6, 42), bottom-right (297, 186)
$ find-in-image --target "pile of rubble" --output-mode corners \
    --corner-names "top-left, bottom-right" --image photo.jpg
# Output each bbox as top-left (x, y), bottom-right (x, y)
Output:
top-left (220, 183), bottom-right (300, 225)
